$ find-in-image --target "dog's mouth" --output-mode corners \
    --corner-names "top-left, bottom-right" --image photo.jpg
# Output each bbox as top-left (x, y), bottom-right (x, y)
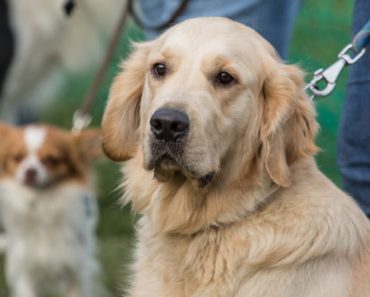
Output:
top-left (148, 144), bottom-right (215, 187)
top-left (153, 154), bottom-right (182, 181)
top-left (22, 179), bottom-right (53, 191)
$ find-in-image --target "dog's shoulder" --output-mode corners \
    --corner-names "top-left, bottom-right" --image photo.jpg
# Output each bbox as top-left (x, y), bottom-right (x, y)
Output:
top-left (248, 158), bottom-right (370, 267)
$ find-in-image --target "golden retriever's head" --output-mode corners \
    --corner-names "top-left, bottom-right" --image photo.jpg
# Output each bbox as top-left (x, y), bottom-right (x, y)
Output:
top-left (102, 17), bottom-right (318, 190)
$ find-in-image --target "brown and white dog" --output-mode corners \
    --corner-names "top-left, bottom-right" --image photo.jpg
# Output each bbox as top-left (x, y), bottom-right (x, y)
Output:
top-left (102, 18), bottom-right (370, 297)
top-left (0, 124), bottom-right (103, 297)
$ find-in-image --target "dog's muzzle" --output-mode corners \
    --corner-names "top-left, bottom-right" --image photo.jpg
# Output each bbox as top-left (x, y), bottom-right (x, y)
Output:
top-left (148, 108), bottom-right (189, 175)
top-left (148, 108), bottom-right (214, 187)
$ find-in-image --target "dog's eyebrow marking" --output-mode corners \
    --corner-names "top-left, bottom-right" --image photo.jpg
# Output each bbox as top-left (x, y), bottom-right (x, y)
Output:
top-left (24, 126), bottom-right (47, 153)
top-left (161, 47), bottom-right (178, 60)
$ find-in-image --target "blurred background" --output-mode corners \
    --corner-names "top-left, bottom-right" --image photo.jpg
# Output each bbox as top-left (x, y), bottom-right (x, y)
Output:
top-left (0, 0), bottom-right (355, 295)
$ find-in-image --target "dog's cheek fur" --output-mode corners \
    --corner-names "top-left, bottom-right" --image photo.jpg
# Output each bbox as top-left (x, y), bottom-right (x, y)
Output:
top-left (121, 149), bottom-right (158, 213)
top-left (182, 92), bottom-right (242, 179)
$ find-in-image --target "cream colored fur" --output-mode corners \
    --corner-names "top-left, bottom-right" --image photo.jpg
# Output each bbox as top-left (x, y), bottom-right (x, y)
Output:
top-left (0, 0), bottom-right (125, 122)
top-left (102, 18), bottom-right (370, 297)
top-left (0, 179), bottom-right (101, 297)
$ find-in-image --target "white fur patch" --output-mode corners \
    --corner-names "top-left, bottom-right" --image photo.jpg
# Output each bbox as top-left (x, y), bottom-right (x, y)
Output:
top-left (0, 179), bottom-right (100, 296)
top-left (17, 127), bottom-right (48, 186)
top-left (24, 126), bottom-right (46, 153)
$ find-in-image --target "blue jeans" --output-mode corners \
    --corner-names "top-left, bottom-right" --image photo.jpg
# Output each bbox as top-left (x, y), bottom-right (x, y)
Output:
top-left (135, 0), bottom-right (301, 59)
top-left (338, 0), bottom-right (370, 216)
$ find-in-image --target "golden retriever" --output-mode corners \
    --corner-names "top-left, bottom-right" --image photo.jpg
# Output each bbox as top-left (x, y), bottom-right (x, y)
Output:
top-left (102, 17), bottom-right (370, 297)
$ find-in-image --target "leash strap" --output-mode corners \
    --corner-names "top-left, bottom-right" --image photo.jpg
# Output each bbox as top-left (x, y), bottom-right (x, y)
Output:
top-left (352, 20), bottom-right (370, 52)
top-left (72, 1), bottom-right (130, 132)
top-left (305, 20), bottom-right (370, 101)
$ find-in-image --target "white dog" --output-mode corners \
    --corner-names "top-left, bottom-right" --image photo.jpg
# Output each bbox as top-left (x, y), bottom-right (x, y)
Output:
top-left (0, 0), bottom-right (126, 122)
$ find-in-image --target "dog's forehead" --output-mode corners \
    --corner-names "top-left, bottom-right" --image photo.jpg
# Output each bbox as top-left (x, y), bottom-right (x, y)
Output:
top-left (155, 17), bottom-right (271, 64)
top-left (24, 126), bottom-right (47, 153)
top-left (22, 125), bottom-right (74, 155)
top-left (163, 21), bottom-right (242, 48)
top-left (166, 17), bottom-right (248, 39)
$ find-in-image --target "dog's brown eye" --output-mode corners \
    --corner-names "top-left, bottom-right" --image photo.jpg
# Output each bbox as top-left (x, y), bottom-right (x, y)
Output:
top-left (152, 63), bottom-right (167, 78)
top-left (42, 155), bottom-right (62, 167)
top-left (13, 153), bottom-right (24, 163)
top-left (215, 71), bottom-right (235, 86)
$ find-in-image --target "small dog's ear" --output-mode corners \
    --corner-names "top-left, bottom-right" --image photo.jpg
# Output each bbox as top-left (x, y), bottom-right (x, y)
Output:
top-left (102, 42), bottom-right (152, 161)
top-left (0, 123), bottom-right (13, 144)
top-left (74, 129), bottom-right (102, 162)
top-left (0, 123), bottom-right (14, 171)
top-left (0, 122), bottom-right (12, 131)
top-left (260, 63), bottom-right (318, 187)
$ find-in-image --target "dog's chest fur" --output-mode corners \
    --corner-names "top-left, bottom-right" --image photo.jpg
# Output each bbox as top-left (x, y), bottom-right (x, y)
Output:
top-left (0, 179), bottom-right (97, 279)
top-left (126, 160), bottom-right (370, 297)
top-left (133, 212), bottom-right (356, 297)
top-left (133, 218), bottom-right (248, 297)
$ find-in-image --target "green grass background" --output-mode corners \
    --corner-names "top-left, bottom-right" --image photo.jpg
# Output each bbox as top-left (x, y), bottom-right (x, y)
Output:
top-left (0, 0), bottom-right (356, 295)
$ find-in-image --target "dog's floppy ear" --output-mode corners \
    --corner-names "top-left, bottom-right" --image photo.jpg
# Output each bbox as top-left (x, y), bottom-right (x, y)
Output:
top-left (102, 42), bottom-right (152, 161)
top-left (260, 63), bottom-right (318, 187)
top-left (0, 123), bottom-right (12, 138)
top-left (0, 123), bottom-right (13, 148)
top-left (0, 123), bottom-right (14, 171)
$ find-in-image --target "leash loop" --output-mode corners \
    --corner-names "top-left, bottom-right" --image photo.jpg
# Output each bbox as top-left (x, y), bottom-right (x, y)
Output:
top-left (72, 111), bottom-right (92, 133)
top-left (339, 43), bottom-right (366, 64)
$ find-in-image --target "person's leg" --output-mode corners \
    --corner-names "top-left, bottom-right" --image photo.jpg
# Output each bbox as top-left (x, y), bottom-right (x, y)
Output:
top-left (253, 0), bottom-right (301, 59)
top-left (135, 0), bottom-right (301, 59)
top-left (338, 0), bottom-right (370, 216)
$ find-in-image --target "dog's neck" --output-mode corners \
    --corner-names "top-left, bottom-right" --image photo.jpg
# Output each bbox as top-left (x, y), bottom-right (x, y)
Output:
top-left (123, 147), bottom-right (281, 235)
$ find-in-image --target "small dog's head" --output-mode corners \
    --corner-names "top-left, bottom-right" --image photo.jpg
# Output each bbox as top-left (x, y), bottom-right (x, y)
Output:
top-left (102, 17), bottom-right (318, 189)
top-left (0, 124), bottom-right (101, 189)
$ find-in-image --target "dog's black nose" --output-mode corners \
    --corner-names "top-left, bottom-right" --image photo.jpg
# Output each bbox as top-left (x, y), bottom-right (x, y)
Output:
top-left (150, 108), bottom-right (189, 142)
top-left (25, 168), bottom-right (37, 182)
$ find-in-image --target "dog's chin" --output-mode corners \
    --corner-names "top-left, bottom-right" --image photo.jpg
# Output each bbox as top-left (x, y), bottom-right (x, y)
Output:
top-left (153, 155), bottom-right (182, 183)
top-left (22, 176), bottom-right (57, 189)
top-left (149, 154), bottom-right (215, 188)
